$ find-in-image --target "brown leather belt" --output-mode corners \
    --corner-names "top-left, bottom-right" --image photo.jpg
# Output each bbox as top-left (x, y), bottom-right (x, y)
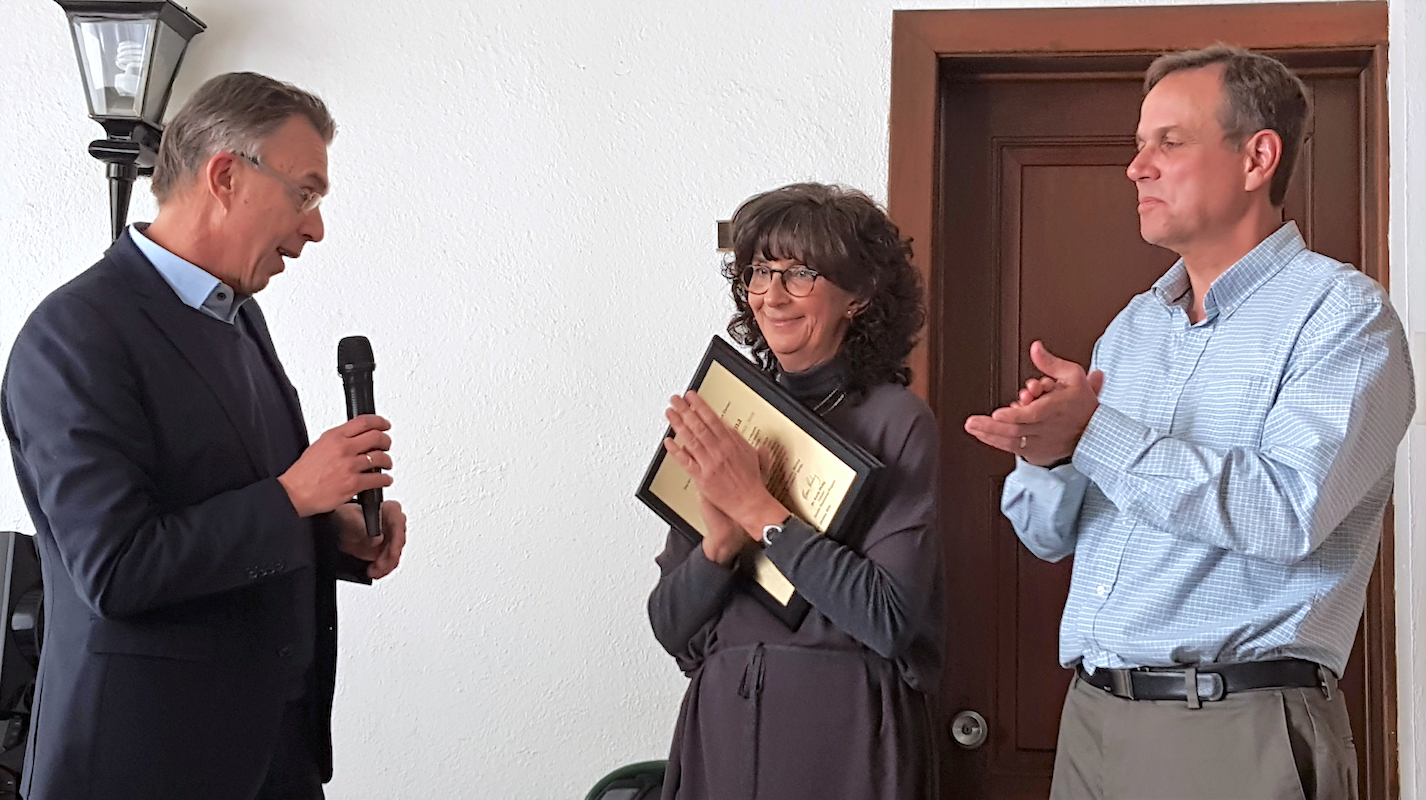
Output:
top-left (1077, 658), bottom-right (1327, 706)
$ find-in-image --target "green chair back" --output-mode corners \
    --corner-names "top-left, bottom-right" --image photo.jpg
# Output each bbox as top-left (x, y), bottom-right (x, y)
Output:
top-left (583, 760), bottom-right (666, 800)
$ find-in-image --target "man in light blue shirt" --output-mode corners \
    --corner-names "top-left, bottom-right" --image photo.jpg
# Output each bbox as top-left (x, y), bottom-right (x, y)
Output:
top-left (966, 46), bottom-right (1413, 799)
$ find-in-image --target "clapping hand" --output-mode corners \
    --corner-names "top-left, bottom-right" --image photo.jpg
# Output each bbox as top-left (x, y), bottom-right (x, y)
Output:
top-left (964, 341), bottom-right (1104, 466)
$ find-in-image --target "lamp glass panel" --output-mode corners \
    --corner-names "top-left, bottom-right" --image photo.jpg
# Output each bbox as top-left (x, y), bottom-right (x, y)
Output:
top-left (140, 21), bottom-right (188, 123)
top-left (70, 15), bottom-right (156, 119)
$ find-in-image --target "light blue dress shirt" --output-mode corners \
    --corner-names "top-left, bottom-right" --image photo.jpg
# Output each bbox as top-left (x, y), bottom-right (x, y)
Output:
top-left (1002, 222), bottom-right (1414, 677)
top-left (128, 225), bottom-right (247, 324)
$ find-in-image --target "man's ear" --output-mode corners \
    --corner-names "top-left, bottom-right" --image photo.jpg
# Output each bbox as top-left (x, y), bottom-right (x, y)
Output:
top-left (203, 151), bottom-right (242, 211)
top-left (1242, 128), bottom-right (1283, 197)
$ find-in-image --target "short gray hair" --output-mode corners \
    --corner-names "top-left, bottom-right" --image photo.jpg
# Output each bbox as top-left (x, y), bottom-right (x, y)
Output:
top-left (151, 72), bottom-right (336, 204)
top-left (1145, 44), bottom-right (1309, 207)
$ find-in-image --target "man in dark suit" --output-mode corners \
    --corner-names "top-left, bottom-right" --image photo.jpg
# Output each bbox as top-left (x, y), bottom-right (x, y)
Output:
top-left (1, 72), bottom-right (407, 800)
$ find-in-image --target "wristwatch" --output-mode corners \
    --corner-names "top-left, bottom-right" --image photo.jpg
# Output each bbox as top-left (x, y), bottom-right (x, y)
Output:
top-left (762, 514), bottom-right (796, 547)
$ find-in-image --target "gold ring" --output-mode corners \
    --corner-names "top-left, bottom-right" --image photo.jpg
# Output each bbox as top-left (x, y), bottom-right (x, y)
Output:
top-left (1019, 436), bottom-right (1027, 450)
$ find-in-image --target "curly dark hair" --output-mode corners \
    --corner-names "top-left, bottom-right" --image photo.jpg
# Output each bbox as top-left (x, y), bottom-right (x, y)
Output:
top-left (722, 183), bottom-right (925, 396)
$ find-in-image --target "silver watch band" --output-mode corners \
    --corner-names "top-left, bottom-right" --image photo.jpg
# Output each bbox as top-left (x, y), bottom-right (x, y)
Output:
top-left (762, 514), bottom-right (795, 546)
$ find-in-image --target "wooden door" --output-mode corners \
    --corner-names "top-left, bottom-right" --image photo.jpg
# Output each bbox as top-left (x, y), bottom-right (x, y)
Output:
top-left (933, 55), bottom-right (1378, 799)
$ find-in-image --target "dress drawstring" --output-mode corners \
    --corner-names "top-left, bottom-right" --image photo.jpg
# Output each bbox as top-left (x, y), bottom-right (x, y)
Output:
top-left (738, 643), bottom-right (766, 800)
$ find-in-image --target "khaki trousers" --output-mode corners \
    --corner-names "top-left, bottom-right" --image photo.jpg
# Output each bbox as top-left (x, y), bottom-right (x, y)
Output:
top-left (1050, 673), bottom-right (1357, 800)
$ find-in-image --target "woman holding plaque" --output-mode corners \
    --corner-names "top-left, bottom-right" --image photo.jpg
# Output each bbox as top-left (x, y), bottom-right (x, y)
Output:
top-left (648, 183), bottom-right (942, 799)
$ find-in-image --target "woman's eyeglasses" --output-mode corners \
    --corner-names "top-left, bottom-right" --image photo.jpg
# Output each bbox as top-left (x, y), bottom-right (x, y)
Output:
top-left (740, 264), bottom-right (821, 297)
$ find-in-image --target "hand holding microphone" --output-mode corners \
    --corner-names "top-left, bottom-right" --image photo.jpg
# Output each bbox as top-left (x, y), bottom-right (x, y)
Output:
top-left (277, 336), bottom-right (392, 524)
top-left (331, 336), bottom-right (406, 577)
top-left (277, 415), bottom-right (392, 518)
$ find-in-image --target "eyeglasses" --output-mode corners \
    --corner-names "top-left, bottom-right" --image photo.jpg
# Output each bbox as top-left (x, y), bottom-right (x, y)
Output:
top-left (740, 264), bottom-right (822, 297)
top-left (234, 152), bottom-right (325, 213)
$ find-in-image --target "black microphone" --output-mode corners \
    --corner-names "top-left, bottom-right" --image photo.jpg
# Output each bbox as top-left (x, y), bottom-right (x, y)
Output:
top-left (338, 336), bottom-right (383, 538)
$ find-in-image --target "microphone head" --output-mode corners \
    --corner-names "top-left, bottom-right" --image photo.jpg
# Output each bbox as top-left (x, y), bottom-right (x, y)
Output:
top-left (338, 336), bottom-right (375, 374)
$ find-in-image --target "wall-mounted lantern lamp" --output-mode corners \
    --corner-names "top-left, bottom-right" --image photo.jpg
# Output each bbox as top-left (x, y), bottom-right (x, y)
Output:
top-left (55, 0), bottom-right (205, 241)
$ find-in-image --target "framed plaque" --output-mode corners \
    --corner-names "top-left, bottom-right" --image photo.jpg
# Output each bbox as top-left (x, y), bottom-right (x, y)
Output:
top-left (636, 337), bottom-right (883, 628)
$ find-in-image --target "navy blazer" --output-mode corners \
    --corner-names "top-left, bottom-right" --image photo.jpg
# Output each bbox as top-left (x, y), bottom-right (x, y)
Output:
top-left (2, 233), bottom-right (357, 799)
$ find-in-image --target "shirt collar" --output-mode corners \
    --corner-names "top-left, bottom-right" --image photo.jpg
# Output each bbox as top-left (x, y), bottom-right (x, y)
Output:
top-left (128, 223), bottom-right (248, 324)
top-left (1150, 262), bottom-right (1192, 310)
top-left (1150, 222), bottom-right (1305, 322)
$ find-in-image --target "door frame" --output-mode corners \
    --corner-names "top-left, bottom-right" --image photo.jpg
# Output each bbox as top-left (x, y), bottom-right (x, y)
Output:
top-left (887, 3), bottom-right (1394, 797)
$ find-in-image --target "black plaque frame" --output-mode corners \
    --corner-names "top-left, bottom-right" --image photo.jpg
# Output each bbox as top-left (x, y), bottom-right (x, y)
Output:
top-left (636, 337), bottom-right (883, 628)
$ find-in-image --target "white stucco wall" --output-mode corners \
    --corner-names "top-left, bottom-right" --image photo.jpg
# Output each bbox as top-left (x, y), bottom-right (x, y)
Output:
top-left (1389, 0), bottom-right (1426, 794)
top-left (1, 0), bottom-right (1422, 797)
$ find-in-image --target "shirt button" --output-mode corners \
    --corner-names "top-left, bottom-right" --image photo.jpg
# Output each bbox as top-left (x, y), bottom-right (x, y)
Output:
top-left (216, 292), bottom-right (226, 300)
top-left (277, 645), bottom-right (293, 658)
top-left (1096, 585), bottom-right (1108, 597)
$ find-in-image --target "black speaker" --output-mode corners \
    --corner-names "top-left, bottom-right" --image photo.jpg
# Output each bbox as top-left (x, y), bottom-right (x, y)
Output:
top-left (0, 532), bottom-right (41, 797)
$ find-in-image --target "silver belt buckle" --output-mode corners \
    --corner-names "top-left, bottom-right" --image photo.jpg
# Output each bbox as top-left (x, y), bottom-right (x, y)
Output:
top-left (1197, 671), bottom-right (1227, 702)
top-left (1109, 669), bottom-right (1135, 700)
top-left (1183, 667), bottom-right (1226, 708)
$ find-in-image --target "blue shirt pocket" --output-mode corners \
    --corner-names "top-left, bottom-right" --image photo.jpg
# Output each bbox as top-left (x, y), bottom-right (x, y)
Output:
top-left (1174, 373), bottom-right (1277, 448)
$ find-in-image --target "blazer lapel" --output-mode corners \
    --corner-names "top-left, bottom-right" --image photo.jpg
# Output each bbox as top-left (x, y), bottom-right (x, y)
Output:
top-left (239, 301), bottom-right (310, 447)
top-left (104, 236), bottom-right (270, 478)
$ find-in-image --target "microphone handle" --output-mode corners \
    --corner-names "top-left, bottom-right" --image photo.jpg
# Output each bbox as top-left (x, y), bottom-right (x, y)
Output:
top-left (343, 371), bottom-right (383, 537)
top-left (360, 490), bottom-right (383, 539)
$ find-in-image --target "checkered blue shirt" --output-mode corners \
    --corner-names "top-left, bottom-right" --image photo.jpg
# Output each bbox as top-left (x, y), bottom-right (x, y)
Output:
top-left (1003, 222), bottom-right (1414, 677)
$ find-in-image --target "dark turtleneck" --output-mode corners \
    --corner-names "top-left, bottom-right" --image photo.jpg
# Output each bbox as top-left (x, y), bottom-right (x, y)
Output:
top-left (776, 355), bottom-right (850, 410)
